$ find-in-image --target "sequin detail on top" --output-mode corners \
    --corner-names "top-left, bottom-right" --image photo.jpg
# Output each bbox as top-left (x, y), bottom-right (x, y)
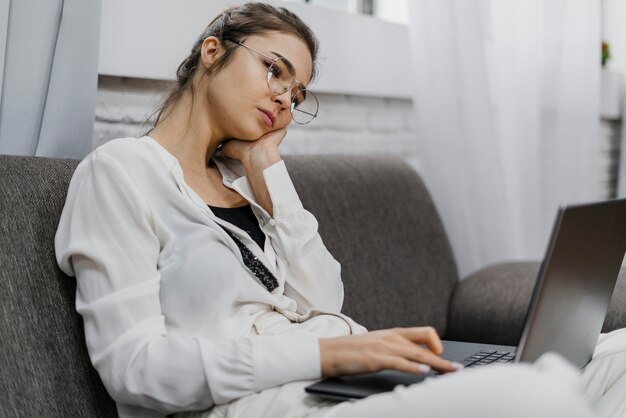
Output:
top-left (223, 229), bottom-right (279, 292)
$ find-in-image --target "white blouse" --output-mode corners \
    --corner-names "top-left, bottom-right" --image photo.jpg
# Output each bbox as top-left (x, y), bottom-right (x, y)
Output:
top-left (55, 136), bottom-right (366, 418)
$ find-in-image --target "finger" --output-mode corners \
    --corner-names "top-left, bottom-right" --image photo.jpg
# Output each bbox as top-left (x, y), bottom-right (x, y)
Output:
top-left (396, 327), bottom-right (444, 356)
top-left (377, 354), bottom-right (433, 375)
top-left (220, 139), bottom-right (244, 160)
top-left (375, 331), bottom-right (455, 373)
top-left (391, 343), bottom-right (457, 373)
top-left (258, 127), bottom-right (288, 145)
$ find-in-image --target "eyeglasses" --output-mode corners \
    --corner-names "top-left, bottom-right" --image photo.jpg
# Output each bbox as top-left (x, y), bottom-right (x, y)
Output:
top-left (223, 37), bottom-right (319, 125)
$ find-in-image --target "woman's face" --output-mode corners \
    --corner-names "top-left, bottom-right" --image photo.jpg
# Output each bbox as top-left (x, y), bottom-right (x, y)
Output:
top-left (200, 32), bottom-right (313, 141)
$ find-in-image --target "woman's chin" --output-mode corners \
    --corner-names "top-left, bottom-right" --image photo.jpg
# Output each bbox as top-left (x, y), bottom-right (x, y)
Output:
top-left (227, 124), bottom-right (261, 141)
top-left (224, 133), bottom-right (260, 143)
top-left (228, 121), bottom-right (272, 142)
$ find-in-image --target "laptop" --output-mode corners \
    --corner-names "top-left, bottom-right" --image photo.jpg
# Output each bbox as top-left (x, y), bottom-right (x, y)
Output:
top-left (305, 198), bottom-right (626, 401)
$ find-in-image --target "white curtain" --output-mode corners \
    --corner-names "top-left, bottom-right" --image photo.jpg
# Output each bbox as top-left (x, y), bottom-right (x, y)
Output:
top-left (0, 0), bottom-right (101, 159)
top-left (408, 0), bottom-right (602, 278)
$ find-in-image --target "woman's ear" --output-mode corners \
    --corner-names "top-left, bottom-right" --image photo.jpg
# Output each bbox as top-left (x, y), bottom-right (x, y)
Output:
top-left (199, 36), bottom-right (224, 70)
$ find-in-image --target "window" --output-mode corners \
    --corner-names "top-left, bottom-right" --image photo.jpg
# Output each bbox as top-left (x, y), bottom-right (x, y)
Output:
top-left (282, 0), bottom-right (365, 14)
top-left (374, 0), bottom-right (409, 25)
top-left (282, 0), bottom-right (408, 24)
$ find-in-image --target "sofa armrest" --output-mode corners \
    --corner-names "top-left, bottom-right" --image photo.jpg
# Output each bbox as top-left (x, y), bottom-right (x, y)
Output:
top-left (445, 262), bottom-right (540, 346)
top-left (446, 262), bottom-right (626, 347)
top-left (604, 268), bottom-right (626, 333)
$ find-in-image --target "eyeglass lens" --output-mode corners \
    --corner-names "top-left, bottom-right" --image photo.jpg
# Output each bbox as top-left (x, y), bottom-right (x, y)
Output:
top-left (267, 58), bottom-right (318, 124)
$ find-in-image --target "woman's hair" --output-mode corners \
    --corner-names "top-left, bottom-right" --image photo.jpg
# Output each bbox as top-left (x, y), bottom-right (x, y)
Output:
top-left (149, 2), bottom-right (319, 129)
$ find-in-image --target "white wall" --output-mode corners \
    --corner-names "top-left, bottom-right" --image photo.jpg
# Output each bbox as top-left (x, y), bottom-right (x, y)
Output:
top-left (95, 0), bottom-right (619, 197)
top-left (94, 76), bottom-right (416, 160)
top-left (99, 0), bottom-right (411, 98)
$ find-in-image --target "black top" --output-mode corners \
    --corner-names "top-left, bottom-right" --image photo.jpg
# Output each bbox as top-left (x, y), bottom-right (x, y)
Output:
top-left (209, 204), bottom-right (266, 250)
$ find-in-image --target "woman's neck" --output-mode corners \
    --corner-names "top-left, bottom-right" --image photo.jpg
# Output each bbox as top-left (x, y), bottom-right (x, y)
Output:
top-left (149, 91), bottom-right (223, 176)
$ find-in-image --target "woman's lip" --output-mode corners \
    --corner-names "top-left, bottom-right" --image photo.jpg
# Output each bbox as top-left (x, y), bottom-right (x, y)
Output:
top-left (258, 109), bottom-right (274, 128)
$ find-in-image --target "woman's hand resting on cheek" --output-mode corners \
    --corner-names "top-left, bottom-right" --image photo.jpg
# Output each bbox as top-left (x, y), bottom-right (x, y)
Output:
top-left (220, 127), bottom-right (288, 173)
top-left (219, 127), bottom-right (289, 216)
top-left (319, 327), bottom-right (461, 377)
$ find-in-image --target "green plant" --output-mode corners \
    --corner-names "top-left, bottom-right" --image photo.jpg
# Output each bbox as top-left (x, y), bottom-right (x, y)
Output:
top-left (602, 40), bottom-right (611, 67)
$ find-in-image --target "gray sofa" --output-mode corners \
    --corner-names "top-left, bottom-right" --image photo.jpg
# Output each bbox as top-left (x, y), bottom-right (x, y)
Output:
top-left (1, 153), bottom-right (625, 417)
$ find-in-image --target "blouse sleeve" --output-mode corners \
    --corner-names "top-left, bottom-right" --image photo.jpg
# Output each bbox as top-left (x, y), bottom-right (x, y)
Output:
top-left (55, 152), bottom-right (321, 413)
top-left (260, 161), bottom-right (344, 315)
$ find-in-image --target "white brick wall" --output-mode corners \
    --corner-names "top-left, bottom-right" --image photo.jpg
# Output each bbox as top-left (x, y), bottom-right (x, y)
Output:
top-left (94, 76), bottom-right (169, 149)
top-left (95, 75), bottom-right (620, 198)
top-left (94, 75), bottom-right (419, 169)
top-left (600, 118), bottom-right (623, 198)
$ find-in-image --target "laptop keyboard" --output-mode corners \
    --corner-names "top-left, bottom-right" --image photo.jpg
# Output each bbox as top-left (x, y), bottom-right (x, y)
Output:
top-left (463, 350), bottom-right (516, 368)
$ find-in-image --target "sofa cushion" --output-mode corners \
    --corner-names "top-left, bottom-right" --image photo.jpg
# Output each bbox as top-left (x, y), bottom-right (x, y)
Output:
top-left (0, 155), bottom-right (117, 417)
top-left (284, 155), bottom-right (459, 333)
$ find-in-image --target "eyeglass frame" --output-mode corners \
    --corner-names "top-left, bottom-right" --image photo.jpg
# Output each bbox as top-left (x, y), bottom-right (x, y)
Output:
top-left (221, 37), bottom-right (319, 125)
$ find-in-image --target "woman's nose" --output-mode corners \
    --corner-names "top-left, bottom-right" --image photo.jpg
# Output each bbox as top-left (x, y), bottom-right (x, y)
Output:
top-left (273, 90), bottom-right (292, 108)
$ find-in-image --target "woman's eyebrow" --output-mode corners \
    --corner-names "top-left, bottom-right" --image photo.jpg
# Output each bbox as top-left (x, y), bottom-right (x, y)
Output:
top-left (269, 50), bottom-right (309, 89)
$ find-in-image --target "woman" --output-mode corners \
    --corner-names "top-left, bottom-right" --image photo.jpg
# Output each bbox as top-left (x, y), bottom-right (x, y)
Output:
top-left (55, 3), bottom-right (626, 417)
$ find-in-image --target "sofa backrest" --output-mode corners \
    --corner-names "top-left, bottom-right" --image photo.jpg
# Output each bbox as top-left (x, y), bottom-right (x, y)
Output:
top-left (284, 155), bottom-right (459, 331)
top-left (0, 153), bottom-right (459, 416)
top-left (0, 155), bottom-right (117, 417)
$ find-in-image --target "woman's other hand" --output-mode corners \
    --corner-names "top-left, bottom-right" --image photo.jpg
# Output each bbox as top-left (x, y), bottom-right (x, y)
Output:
top-left (319, 327), bottom-right (461, 377)
top-left (219, 128), bottom-right (288, 216)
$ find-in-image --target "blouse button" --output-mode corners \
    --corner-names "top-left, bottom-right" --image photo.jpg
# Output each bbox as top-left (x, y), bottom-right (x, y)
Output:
top-left (269, 219), bottom-right (276, 226)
